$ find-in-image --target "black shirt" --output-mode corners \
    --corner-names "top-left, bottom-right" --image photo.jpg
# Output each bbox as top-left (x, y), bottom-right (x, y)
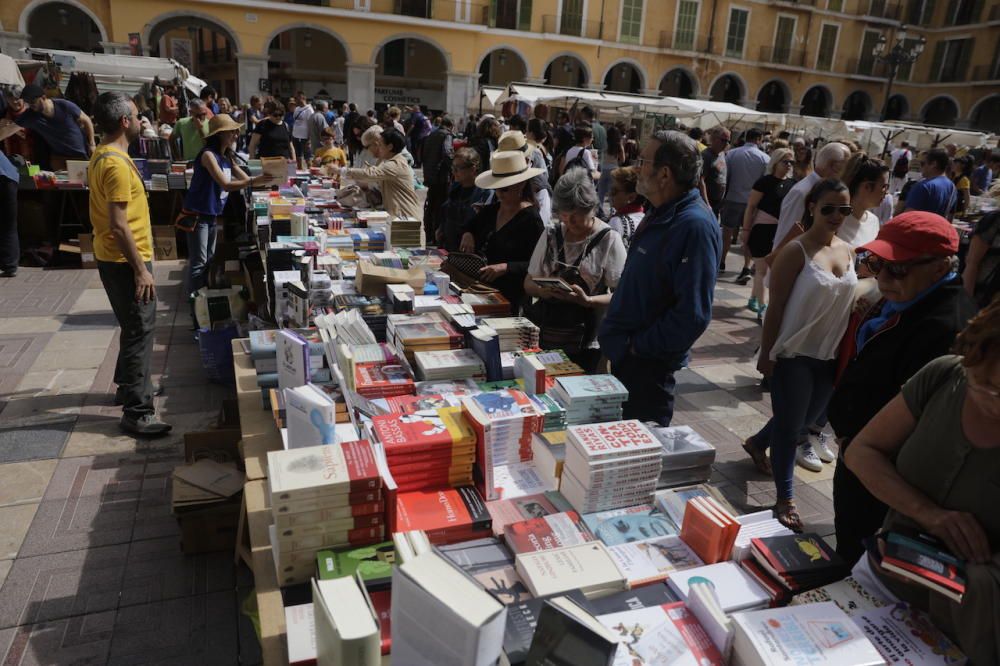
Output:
top-left (751, 175), bottom-right (793, 219)
top-left (463, 202), bottom-right (544, 312)
top-left (252, 119), bottom-right (292, 159)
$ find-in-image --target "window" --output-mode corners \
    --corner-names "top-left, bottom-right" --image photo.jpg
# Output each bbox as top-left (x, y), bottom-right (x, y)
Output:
top-left (929, 38), bottom-right (974, 82)
top-left (519, 0), bottom-right (533, 30)
top-left (896, 38), bottom-right (921, 80)
top-left (620, 0), bottom-right (643, 44)
top-left (492, 0), bottom-right (532, 29)
top-left (560, 0), bottom-right (584, 35)
top-left (906, 0), bottom-right (936, 25)
top-left (397, 0), bottom-right (430, 17)
top-left (857, 30), bottom-right (881, 75)
top-left (816, 23), bottom-right (839, 71)
top-left (951, 0), bottom-right (983, 24)
top-left (827, 0), bottom-right (844, 10)
top-left (382, 39), bottom-right (405, 77)
top-left (993, 40), bottom-right (1000, 79)
top-left (773, 15), bottom-right (796, 63)
top-left (674, 1), bottom-right (699, 51)
top-left (725, 8), bottom-right (749, 58)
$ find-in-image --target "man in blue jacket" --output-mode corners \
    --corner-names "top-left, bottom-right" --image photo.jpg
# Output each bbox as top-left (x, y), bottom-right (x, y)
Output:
top-left (598, 130), bottom-right (721, 426)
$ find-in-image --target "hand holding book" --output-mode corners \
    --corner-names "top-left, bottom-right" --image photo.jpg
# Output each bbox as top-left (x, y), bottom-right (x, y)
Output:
top-left (918, 507), bottom-right (991, 564)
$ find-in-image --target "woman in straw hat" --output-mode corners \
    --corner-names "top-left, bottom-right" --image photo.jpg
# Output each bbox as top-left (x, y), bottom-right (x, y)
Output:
top-left (182, 114), bottom-right (271, 294)
top-left (459, 149), bottom-right (545, 313)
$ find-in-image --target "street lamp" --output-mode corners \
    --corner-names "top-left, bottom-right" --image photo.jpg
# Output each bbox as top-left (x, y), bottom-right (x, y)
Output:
top-left (873, 25), bottom-right (926, 122)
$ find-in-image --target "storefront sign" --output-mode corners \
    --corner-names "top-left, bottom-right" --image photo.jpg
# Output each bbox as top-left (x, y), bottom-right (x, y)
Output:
top-left (374, 86), bottom-right (444, 110)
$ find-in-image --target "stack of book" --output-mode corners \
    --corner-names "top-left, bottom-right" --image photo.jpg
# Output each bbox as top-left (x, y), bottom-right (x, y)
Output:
top-left (353, 361), bottom-right (415, 400)
top-left (527, 394), bottom-right (566, 433)
top-left (879, 528), bottom-right (966, 603)
top-left (387, 313), bottom-right (464, 362)
top-left (651, 425), bottom-right (717, 488)
top-left (520, 349), bottom-right (586, 379)
top-left (502, 510), bottom-right (594, 554)
top-left (393, 486), bottom-right (493, 545)
top-left (350, 229), bottom-right (386, 253)
top-left (530, 430), bottom-right (566, 485)
top-left (654, 484), bottom-right (738, 532)
top-left (560, 420), bottom-right (662, 514)
top-left (332, 294), bottom-right (387, 342)
top-left (458, 292), bottom-right (511, 316)
top-left (413, 349), bottom-right (486, 382)
top-left (515, 541), bottom-right (627, 600)
top-left (607, 534), bottom-right (704, 588)
top-left (370, 406), bottom-right (477, 492)
top-left (550, 375), bottom-right (628, 425)
top-left (667, 561), bottom-right (772, 614)
top-left (461, 390), bottom-right (545, 501)
top-left (480, 317), bottom-right (540, 352)
top-left (680, 493), bottom-right (741, 564)
top-left (731, 511), bottom-right (794, 561)
top-left (746, 533), bottom-right (849, 597)
top-left (386, 218), bottom-right (423, 249)
top-left (267, 441), bottom-right (385, 586)
top-left (248, 329), bottom-right (326, 389)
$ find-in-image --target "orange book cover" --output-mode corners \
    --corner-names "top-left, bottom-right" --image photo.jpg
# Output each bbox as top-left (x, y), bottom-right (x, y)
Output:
top-left (680, 498), bottom-right (728, 565)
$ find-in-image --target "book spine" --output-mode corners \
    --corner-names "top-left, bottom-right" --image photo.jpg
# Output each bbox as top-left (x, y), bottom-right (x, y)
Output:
top-left (278, 526), bottom-right (387, 553)
top-left (881, 554), bottom-right (965, 594)
top-left (275, 512), bottom-right (384, 537)
top-left (274, 502), bottom-right (386, 529)
top-left (272, 494), bottom-right (383, 516)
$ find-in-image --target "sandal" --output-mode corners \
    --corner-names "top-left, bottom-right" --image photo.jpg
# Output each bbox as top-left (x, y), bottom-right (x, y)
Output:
top-left (774, 499), bottom-right (804, 533)
top-left (742, 438), bottom-right (772, 476)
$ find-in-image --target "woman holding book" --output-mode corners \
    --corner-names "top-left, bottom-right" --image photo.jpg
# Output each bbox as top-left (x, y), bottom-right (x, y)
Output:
top-left (523, 168), bottom-right (626, 373)
top-left (458, 150), bottom-right (545, 314)
top-left (341, 129), bottom-right (422, 221)
top-left (743, 179), bottom-right (857, 532)
top-left (846, 299), bottom-right (1000, 664)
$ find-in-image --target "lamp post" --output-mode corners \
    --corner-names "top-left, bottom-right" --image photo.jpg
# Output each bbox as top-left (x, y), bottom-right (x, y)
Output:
top-left (873, 25), bottom-right (926, 122)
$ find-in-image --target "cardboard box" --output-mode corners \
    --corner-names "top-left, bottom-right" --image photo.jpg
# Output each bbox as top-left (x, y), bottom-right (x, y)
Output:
top-left (175, 428), bottom-right (245, 554)
top-left (355, 261), bottom-right (425, 297)
top-left (184, 428), bottom-right (243, 468)
top-left (153, 226), bottom-right (178, 261)
top-left (78, 233), bottom-right (97, 269)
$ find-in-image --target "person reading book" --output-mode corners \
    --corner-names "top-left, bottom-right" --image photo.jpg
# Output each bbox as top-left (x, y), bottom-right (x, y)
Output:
top-left (524, 168), bottom-right (626, 373)
top-left (845, 298), bottom-right (1000, 665)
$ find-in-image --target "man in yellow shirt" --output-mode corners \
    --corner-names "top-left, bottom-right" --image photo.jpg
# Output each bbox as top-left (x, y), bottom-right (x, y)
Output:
top-left (89, 92), bottom-right (171, 437)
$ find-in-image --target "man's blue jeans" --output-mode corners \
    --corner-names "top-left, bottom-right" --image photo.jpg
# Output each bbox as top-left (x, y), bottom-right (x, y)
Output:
top-left (186, 216), bottom-right (218, 294)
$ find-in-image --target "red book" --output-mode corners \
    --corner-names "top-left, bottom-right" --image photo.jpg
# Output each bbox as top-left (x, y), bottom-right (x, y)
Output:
top-left (354, 362), bottom-right (415, 397)
top-left (369, 588), bottom-right (392, 655)
top-left (394, 485), bottom-right (492, 543)
top-left (372, 407), bottom-right (476, 456)
top-left (383, 393), bottom-right (460, 415)
top-left (503, 511), bottom-right (594, 554)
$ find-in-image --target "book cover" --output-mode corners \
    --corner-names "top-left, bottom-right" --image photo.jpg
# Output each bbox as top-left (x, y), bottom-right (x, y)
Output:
top-left (395, 485), bottom-right (492, 536)
top-left (285, 603), bottom-right (317, 666)
top-left (285, 384), bottom-right (338, 448)
top-left (474, 565), bottom-right (533, 606)
top-left (504, 511), bottom-right (594, 554)
top-left (582, 505), bottom-right (677, 546)
top-left (568, 421), bottom-right (662, 462)
top-left (354, 362), bottom-right (414, 391)
top-left (585, 584), bottom-right (681, 616)
top-left (415, 349), bottom-right (485, 372)
top-left (503, 590), bottom-right (589, 664)
top-left (608, 536), bottom-right (704, 587)
top-left (439, 537), bottom-right (514, 574)
top-left (316, 541), bottom-right (396, 589)
top-left (555, 375), bottom-right (629, 401)
top-left (249, 328), bottom-right (323, 359)
top-left (372, 406), bottom-right (476, 454)
top-left (393, 321), bottom-right (462, 344)
top-left (596, 602), bottom-right (724, 666)
top-left (667, 562), bottom-right (772, 614)
top-left (854, 603), bottom-right (967, 665)
top-left (486, 491), bottom-right (574, 537)
top-left (790, 576), bottom-right (891, 617)
top-left (383, 393), bottom-right (463, 415)
top-left (268, 441), bottom-right (381, 500)
top-left (464, 389), bottom-right (543, 422)
top-left (752, 534), bottom-right (847, 578)
top-left (516, 542), bottom-right (626, 600)
top-left (277, 329), bottom-right (311, 393)
top-left (525, 596), bottom-right (619, 666)
top-left (490, 461), bottom-right (557, 501)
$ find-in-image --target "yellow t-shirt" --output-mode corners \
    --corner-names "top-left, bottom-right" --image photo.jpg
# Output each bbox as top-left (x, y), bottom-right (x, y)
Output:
top-left (88, 144), bottom-right (153, 263)
top-left (314, 146), bottom-right (347, 166)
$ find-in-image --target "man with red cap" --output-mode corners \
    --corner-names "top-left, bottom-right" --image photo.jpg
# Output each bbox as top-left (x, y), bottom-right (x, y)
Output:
top-left (828, 211), bottom-right (977, 564)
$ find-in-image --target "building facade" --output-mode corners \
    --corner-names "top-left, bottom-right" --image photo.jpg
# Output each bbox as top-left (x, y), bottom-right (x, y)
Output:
top-left (0, 0), bottom-right (998, 130)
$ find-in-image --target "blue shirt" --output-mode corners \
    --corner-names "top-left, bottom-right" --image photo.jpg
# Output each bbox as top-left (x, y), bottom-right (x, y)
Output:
top-left (972, 164), bottom-right (992, 194)
top-left (15, 99), bottom-right (87, 157)
top-left (905, 175), bottom-right (957, 217)
top-left (0, 150), bottom-right (18, 183)
top-left (723, 143), bottom-right (769, 204)
top-left (183, 149), bottom-right (232, 217)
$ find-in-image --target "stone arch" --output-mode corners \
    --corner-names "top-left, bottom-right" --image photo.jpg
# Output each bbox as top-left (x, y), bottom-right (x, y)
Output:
top-left (658, 67), bottom-right (699, 98)
top-left (841, 90), bottom-right (874, 121)
top-left (477, 45), bottom-right (530, 86)
top-left (600, 58), bottom-right (647, 94)
top-left (969, 94), bottom-right (1000, 132)
top-left (884, 94), bottom-right (908, 121)
top-left (755, 79), bottom-right (790, 113)
top-left (800, 85), bottom-right (833, 117)
top-left (920, 95), bottom-right (961, 127)
top-left (18, 0), bottom-right (108, 43)
top-left (541, 52), bottom-right (590, 88)
top-left (708, 72), bottom-right (746, 104)
top-left (265, 25), bottom-right (351, 100)
top-left (263, 23), bottom-right (352, 62)
top-left (369, 32), bottom-right (452, 71)
top-left (143, 10), bottom-right (243, 56)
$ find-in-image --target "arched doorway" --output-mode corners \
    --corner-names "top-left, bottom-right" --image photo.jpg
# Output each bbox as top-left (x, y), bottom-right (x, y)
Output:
top-left (374, 37), bottom-right (448, 113)
top-left (841, 90), bottom-right (873, 121)
top-left (659, 68), bottom-right (697, 98)
top-left (478, 48), bottom-right (528, 86)
top-left (884, 94), bottom-right (908, 121)
top-left (969, 95), bottom-right (1000, 133)
top-left (25, 1), bottom-right (104, 52)
top-left (800, 85), bottom-right (832, 117)
top-left (602, 61), bottom-right (643, 94)
top-left (922, 96), bottom-right (959, 127)
top-left (543, 54), bottom-right (589, 88)
top-left (148, 15), bottom-right (239, 100)
top-left (709, 74), bottom-right (744, 104)
top-left (268, 27), bottom-right (349, 102)
top-left (756, 80), bottom-right (788, 113)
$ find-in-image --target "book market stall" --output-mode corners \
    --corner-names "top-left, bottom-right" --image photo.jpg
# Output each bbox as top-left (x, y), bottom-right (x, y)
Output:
top-left (199, 162), bottom-right (975, 666)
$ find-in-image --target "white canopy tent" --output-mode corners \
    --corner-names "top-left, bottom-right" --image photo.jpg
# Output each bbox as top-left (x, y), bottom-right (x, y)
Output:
top-left (22, 48), bottom-right (205, 95)
top-left (0, 53), bottom-right (25, 87)
top-left (495, 82), bottom-right (661, 118)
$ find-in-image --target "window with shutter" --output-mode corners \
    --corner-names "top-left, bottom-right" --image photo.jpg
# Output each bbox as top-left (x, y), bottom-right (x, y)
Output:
top-left (725, 8), bottom-right (749, 58)
top-left (675, 1), bottom-right (699, 51)
top-left (816, 24), bottom-right (839, 71)
top-left (620, 0), bottom-right (643, 44)
top-left (518, 0), bottom-right (533, 30)
top-left (928, 41), bottom-right (945, 81)
top-left (774, 16), bottom-right (796, 63)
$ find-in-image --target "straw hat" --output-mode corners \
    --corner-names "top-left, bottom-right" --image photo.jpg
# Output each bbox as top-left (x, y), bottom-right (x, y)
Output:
top-left (497, 130), bottom-right (528, 152)
top-left (475, 150), bottom-right (544, 190)
top-left (205, 114), bottom-right (243, 137)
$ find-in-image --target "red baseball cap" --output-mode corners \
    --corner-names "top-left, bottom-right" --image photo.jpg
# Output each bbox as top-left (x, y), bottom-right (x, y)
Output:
top-left (858, 211), bottom-right (959, 262)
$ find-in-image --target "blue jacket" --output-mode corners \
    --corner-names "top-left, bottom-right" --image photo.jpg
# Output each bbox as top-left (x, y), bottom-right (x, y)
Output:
top-left (598, 187), bottom-right (721, 368)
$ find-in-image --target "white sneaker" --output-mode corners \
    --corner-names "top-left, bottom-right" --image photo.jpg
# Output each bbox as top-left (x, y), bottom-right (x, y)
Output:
top-left (811, 431), bottom-right (836, 463)
top-left (795, 443), bottom-right (823, 472)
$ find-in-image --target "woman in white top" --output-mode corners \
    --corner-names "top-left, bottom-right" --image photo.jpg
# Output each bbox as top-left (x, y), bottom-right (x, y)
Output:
top-left (606, 166), bottom-right (645, 250)
top-left (840, 154), bottom-right (890, 249)
top-left (524, 168), bottom-right (627, 373)
top-left (743, 179), bottom-right (858, 532)
top-left (559, 125), bottom-right (600, 181)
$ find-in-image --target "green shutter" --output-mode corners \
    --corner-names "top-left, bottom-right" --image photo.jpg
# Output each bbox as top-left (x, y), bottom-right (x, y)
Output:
top-left (518, 0), bottom-right (532, 30)
top-left (929, 41), bottom-right (945, 81)
top-left (957, 38), bottom-right (974, 81)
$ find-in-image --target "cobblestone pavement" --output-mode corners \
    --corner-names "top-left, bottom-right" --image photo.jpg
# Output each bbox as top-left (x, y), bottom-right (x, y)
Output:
top-left (0, 248), bottom-right (837, 664)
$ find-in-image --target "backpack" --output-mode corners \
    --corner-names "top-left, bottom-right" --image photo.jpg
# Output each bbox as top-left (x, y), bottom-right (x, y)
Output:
top-left (892, 151), bottom-right (910, 178)
top-left (563, 148), bottom-right (588, 174)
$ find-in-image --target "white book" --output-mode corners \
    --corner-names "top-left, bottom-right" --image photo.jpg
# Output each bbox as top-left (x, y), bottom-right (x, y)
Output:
top-left (667, 562), bottom-right (771, 614)
top-left (285, 603), bottom-right (317, 666)
top-left (853, 603), bottom-right (966, 665)
top-left (730, 602), bottom-right (886, 666)
top-left (285, 384), bottom-right (338, 448)
top-left (277, 329), bottom-right (311, 393)
top-left (268, 440), bottom-right (380, 502)
top-left (391, 550), bottom-right (507, 666)
top-left (607, 535), bottom-right (703, 587)
top-left (313, 574), bottom-right (380, 666)
top-left (516, 542), bottom-right (627, 600)
top-left (567, 421), bottom-right (663, 462)
top-left (596, 602), bottom-right (724, 666)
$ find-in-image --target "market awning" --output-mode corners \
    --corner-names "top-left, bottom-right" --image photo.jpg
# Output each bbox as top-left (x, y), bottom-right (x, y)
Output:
top-left (0, 53), bottom-right (25, 87)
top-left (23, 48), bottom-right (204, 94)
top-left (496, 82), bottom-right (662, 116)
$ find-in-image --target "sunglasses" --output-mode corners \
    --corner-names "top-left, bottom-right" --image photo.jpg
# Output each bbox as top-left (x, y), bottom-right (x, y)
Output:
top-left (861, 255), bottom-right (939, 279)
top-left (818, 204), bottom-right (853, 216)
top-left (781, 160), bottom-right (795, 166)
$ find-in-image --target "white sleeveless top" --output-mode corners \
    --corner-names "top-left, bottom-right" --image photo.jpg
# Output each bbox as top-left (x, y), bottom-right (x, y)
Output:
top-left (770, 240), bottom-right (857, 361)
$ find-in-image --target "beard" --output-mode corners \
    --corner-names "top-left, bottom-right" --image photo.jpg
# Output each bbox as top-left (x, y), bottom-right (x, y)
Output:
top-left (125, 121), bottom-right (141, 142)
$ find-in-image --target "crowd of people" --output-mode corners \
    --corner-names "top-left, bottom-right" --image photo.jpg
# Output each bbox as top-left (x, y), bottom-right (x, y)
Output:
top-left (0, 80), bottom-right (999, 659)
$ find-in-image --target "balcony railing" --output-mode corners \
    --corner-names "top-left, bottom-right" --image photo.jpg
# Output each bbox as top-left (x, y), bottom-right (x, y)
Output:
top-left (542, 14), bottom-right (602, 39)
top-left (768, 0), bottom-right (816, 7)
top-left (760, 45), bottom-right (806, 66)
top-left (658, 31), bottom-right (706, 52)
top-left (972, 64), bottom-right (999, 80)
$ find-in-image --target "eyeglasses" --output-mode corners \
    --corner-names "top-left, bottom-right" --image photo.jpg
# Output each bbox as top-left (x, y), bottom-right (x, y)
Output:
top-left (819, 204), bottom-right (853, 216)
top-left (861, 255), bottom-right (940, 279)
top-left (781, 160), bottom-right (795, 166)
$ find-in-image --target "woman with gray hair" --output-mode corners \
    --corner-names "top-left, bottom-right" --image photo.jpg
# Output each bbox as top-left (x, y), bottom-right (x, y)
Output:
top-left (524, 167), bottom-right (626, 372)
